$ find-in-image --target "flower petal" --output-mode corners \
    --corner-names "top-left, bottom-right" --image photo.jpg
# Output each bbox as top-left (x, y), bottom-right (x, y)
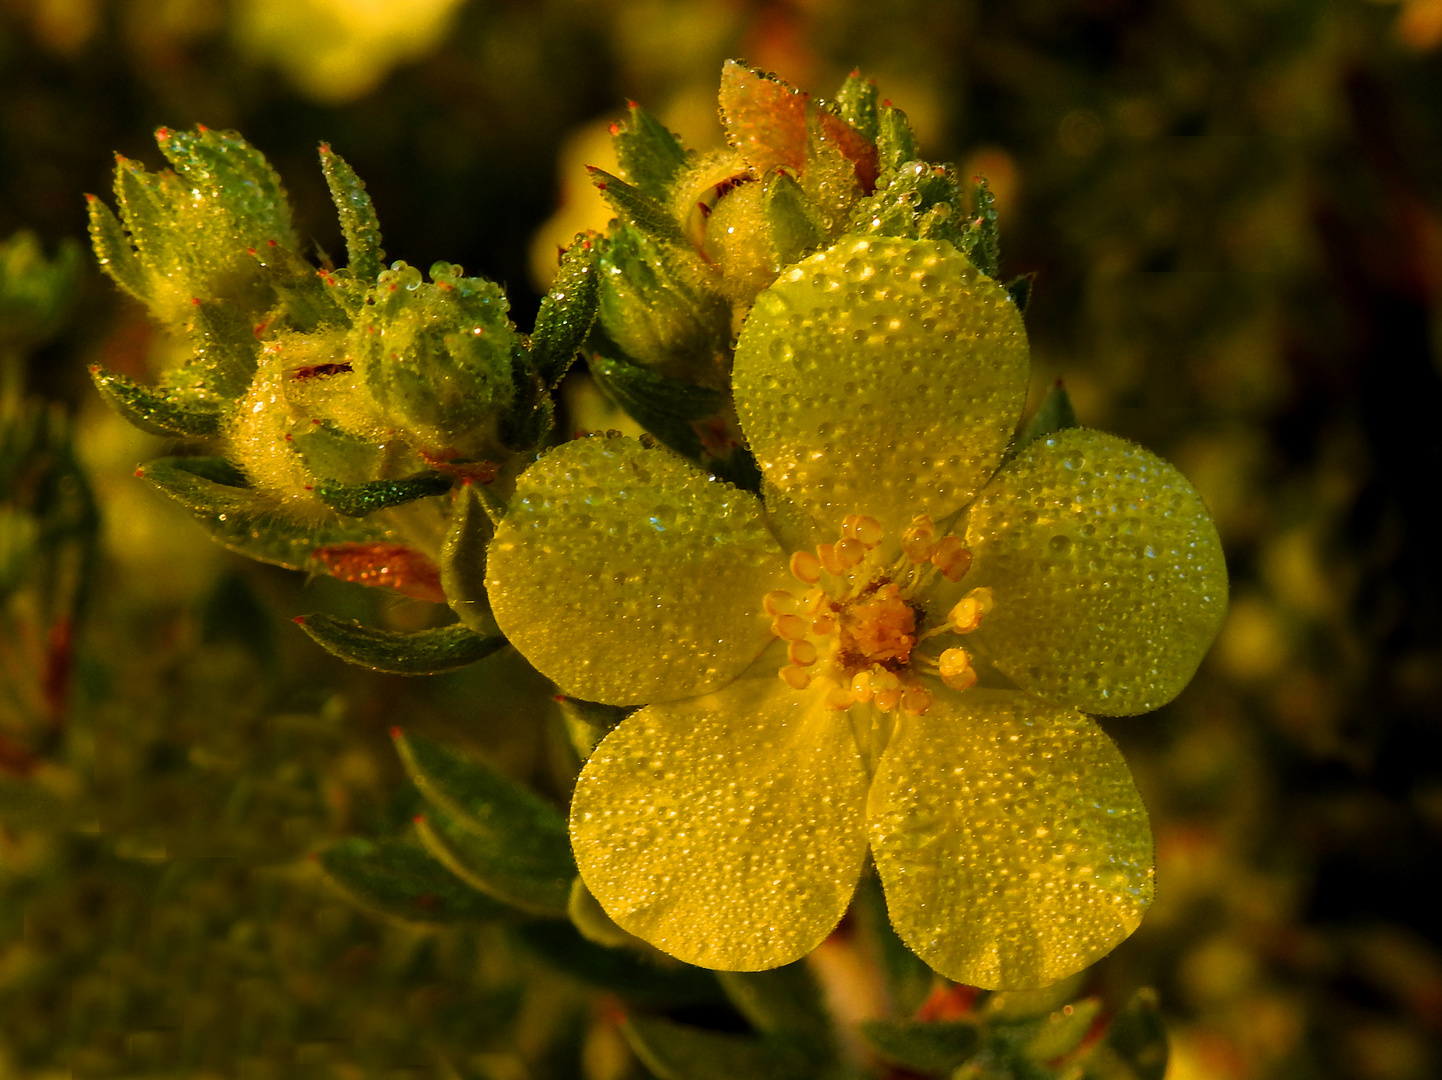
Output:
top-left (571, 660), bottom-right (870, 970)
top-left (486, 435), bottom-right (789, 705)
top-left (963, 429), bottom-right (1228, 716)
top-left (734, 236), bottom-right (1028, 537)
top-left (868, 688), bottom-right (1153, 991)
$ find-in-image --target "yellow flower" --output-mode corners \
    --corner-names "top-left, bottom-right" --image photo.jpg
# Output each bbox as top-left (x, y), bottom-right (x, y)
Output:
top-left (485, 236), bottom-right (1227, 990)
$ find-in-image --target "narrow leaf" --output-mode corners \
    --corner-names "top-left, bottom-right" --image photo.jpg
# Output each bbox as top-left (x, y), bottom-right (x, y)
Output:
top-left (317, 837), bottom-right (510, 925)
top-left (439, 483), bottom-right (497, 634)
top-left (831, 69), bottom-right (880, 142)
top-left (319, 144), bottom-right (385, 282)
top-left (415, 805), bottom-right (572, 916)
top-left (613, 103), bottom-right (690, 203)
top-left (510, 922), bottom-right (723, 1007)
top-left (859, 1018), bottom-right (982, 1074)
top-left (89, 366), bottom-right (223, 438)
top-left (1024, 997), bottom-right (1103, 1062)
top-left (964, 175), bottom-right (1001, 279)
top-left (1015, 381), bottom-right (1079, 450)
top-left (763, 170), bottom-right (824, 267)
top-left (587, 168), bottom-right (688, 247)
top-left (623, 1016), bottom-right (811, 1080)
top-left (294, 615), bottom-right (504, 675)
top-left (588, 350), bottom-right (723, 463)
top-left (716, 964), bottom-right (834, 1059)
top-left (1081, 988), bottom-right (1168, 1080)
top-left (85, 195), bottom-right (147, 302)
top-left (876, 103), bottom-right (919, 178)
top-left (314, 472), bottom-right (452, 517)
top-left (530, 232), bottom-right (601, 388)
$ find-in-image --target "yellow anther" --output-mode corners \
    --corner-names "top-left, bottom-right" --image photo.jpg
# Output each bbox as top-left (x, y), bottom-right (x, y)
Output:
top-left (850, 669), bottom-right (874, 702)
top-left (901, 684), bottom-right (933, 715)
top-left (825, 687), bottom-right (855, 710)
top-left (948, 586), bottom-right (995, 633)
top-left (788, 639), bottom-right (818, 666)
top-left (931, 537), bottom-right (973, 582)
top-left (854, 515), bottom-right (883, 546)
top-left (773, 614), bottom-right (809, 641)
top-left (902, 515), bottom-right (938, 563)
top-left (817, 542), bottom-right (845, 576)
top-left (871, 668), bottom-right (901, 693)
top-left (836, 537), bottom-right (867, 568)
top-left (764, 589), bottom-right (799, 616)
top-left (811, 610), bottom-right (838, 636)
top-left (942, 666), bottom-right (979, 692)
top-left (780, 664), bottom-right (812, 690)
top-left (874, 687), bottom-right (902, 712)
top-left (800, 587), bottom-right (827, 615)
top-left (790, 550), bottom-right (822, 584)
top-left (938, 647), bottom-right (972, 679)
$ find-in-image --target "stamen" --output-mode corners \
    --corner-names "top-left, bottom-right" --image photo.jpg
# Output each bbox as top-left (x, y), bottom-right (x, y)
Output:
top-left (790, 550), bottom-right (821, 584)
top-left (826, 687), bottom-right (855, 710)
top-left (780, 664), bottom-right (812, 689)
top-left (788, 639), bottom-right (818, 666)
top-left (764, 589), bottom-right (799, 616)
top-left (773, 614), bottom-right (809, 641)
top-left (817, 542), bottom-right (845, 576)
top-left (844, 514), bottom-right (883, 547)
top-left (812, 610), bottom-right (838, 635)
top-left (835, 537), bottom-right (867, 568)
top-left (931, 537), bottom-right (973, 582)
top-left (850, 669), bottom-right (874, 703)
top-left (901, 685), bottom-right (933, 715)
top-left (939, 647), bottom-right (978, 691)
top-left (902, 515), bottom-right (937, 563)
top-left (948, 586), bottom-right (995, 633)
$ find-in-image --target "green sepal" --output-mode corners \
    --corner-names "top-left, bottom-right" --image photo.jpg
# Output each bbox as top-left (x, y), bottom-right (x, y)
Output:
top-left (392, 730), bottom-right (571, 870)
top-left (961, 175), bottom-right (1001, 279)
top-left (855, 160), bottom-right (964, 245)
top-left (530, 233), bottom-right (601, 389)
top-left (1005, 272), bottom-right (1034, 313)
top-left (111, 157), bottom-right (172, 289)
top-left (1015, 381), bottom-right (1079, 451)
top-left (294, 615), bottom-right (505, 675)
top-left (319, 143), bottom-right (384, 283)
top-left (156, 126), bottom-right (296, 250)
top-left (831, 70), bottom-right (880, 143)
top-left (1079, 989), bottom-right (1168, 1080)
top-left (588, 350), bottom-right (722, 461)
top-left (316, 837), bottom-right (511, 926)
top-left (314, 472), bottom-right (452, 517)
top-left (85, 196), bottom-right (147, 303)
top-left (763, 170), bottom-right (825, 267)
top-left (622, 1016), bottom-right (811, 1080)
top-left (858, 1018), bottom-right (982, 1074)
top-left (853, 872), bottom-right (934, 1014)
top-left (439, 482), bottom-right (497, 635)
top-left (414, 804), bottom-right (572, 916)
top-left (1022, 996), bottom-right (1103, 1062)
top-left (716, 964), bottom-right (834, 1061)
top-left (587, 167), bottom-right (688, 248)
top-left (138, 456), bottom-right (396, 570)
top-left (556, 695), bottom-right (629, 763)
top-left (568, 877), bottom-right (641, 948)
top-left (88, 366), bottom-right (223, 438)
top-left (510, 921), bottom-right (723, 1007)
top-left (184, 298), bottom-right (259, 402)
top-left (876, 103), bottom-right (919, 179)
top-left (613, 104), bottom-right (690, 204)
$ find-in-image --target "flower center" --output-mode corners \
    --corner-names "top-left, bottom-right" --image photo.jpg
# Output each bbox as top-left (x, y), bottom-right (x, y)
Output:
top-left (764, 513), bottom-right (996, 716)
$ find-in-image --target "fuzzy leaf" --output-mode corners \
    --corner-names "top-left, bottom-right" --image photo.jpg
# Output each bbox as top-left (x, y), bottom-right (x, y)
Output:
top-left (623, 1016), bottom-right (811, 1080)
top-left (89, 366), bottom-right (223, 438)
top-left (1015, 381), bottom-right (1078, 451)
top-left (414, 805), bottom-right (572, 916)
top-left (1023, 997), bottom-right (1103, 1062)
top-left (1081, 989), bottom-right (1168, 1080)
top-left (963, 175), bottom-right (1001, 279)
top-left (763, 170), bottom-right (824, 267)
top-left (530, 232), bottom-right (601, 388)
top-left (613, 103), bottom-right (690, 203)
top-left (314, 472), bottom-right (452, 517)
top-left (509, 921), bottom-right (723, 1006)
top-left (439, 483), bottom-right (497, 634)
top-left (831, 70), bottom-right (880, 142)
top-left (876, 103), bottom-right (918, 179)
top-left (716, 965), bottom-right (834, 1059)
top-left (859, 1019), bottom-right (982, 1074)
top-left (85, 195), bottom-right (147, 302)
top-left (294, 615), bottom-right (504, 675)
top-left (317, 837), bottom-right (510, 925)
top-left (319, 143), bottom-right (384, 282)
top-left (588, 350), bottom-right (721, 461)
top-left (588, 168), bottom-right (687, 247)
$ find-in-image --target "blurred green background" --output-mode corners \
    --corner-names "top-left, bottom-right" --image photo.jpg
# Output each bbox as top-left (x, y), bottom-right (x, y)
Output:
top-left (3, 1), bottom-right (1441, 1077)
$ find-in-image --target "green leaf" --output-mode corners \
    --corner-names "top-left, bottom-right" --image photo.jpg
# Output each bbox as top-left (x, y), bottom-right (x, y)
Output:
top-left (439, 483), bottom-right (497, 635)
top-left (294, 615), bottom-right (504, 675)
top-left (831, 69), bottom-right (880, 143)
top-left (509, 921), bottom-right (723, 1007)
top-left (556, 696), bottom-right (629, 764)
top-left (859, 1018), bottom-right (982, 1074)
top-left (392, 731), bottom-right (571, 864)
top-left (853, 872), bottom-right (934, 1014)
top-left (316, 837), bottom-right (510, 925)
top-left (962, 175), bottom-right (1001, 279)
top-left (1015, 381), bottom-right (1078, 451)
top-left (763, 170), bottom-right (824, 267)
top-left (1005, 272), bottom-right (1034, 313)
top-left (1023, 997), bottom-right (1103, 1062)
top-left (414, 804), bottom-right (572, 916)
top-left (587, 167), bottom-right (688, 248)
top-left (622, 1016), bottom-right (811, 1080)
top-left (157, 126), bottom-right (296, 250)
top-left (314, 472), bottom-right (452, 517)
top-left (319, 143), bottom-right (384, 282)
top-left (613, 103), bottom-right (690, 204)
top-left (184, 298), bottom-right (259, 401)
top-left (530, 232), bottom-right (601, 388)
top-left (85, 195), bottom-right (147, 302)
top-left (876, 103), bottom-right (919, 178)
top-left (89, 366), bottom-right (223, 438)
top-left (716, 964), bottom-right (834, 1060)
top-left (567, 877), bottom-right (643, 949)
top-left (588, 350), bottom-right (722, 461)
top-left (1080, 989), bottom-right (1168, 1080)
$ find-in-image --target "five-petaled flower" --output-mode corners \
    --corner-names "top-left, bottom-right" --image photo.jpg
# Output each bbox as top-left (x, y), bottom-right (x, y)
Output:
top-left (486, 236), bottom-right (1227, 990)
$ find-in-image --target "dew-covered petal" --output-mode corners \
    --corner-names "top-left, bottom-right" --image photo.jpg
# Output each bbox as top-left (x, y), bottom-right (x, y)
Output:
top-left (486, 435), bottom-right (790, 706)
top-left (571, 664), bottom-right (871, 970)
top-left (963, 429), bottom-right (1228, 716)
top-left (868, 688), bottom-right (1153, 991)
top-left (734, 236), bottom-right (1028, 537)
